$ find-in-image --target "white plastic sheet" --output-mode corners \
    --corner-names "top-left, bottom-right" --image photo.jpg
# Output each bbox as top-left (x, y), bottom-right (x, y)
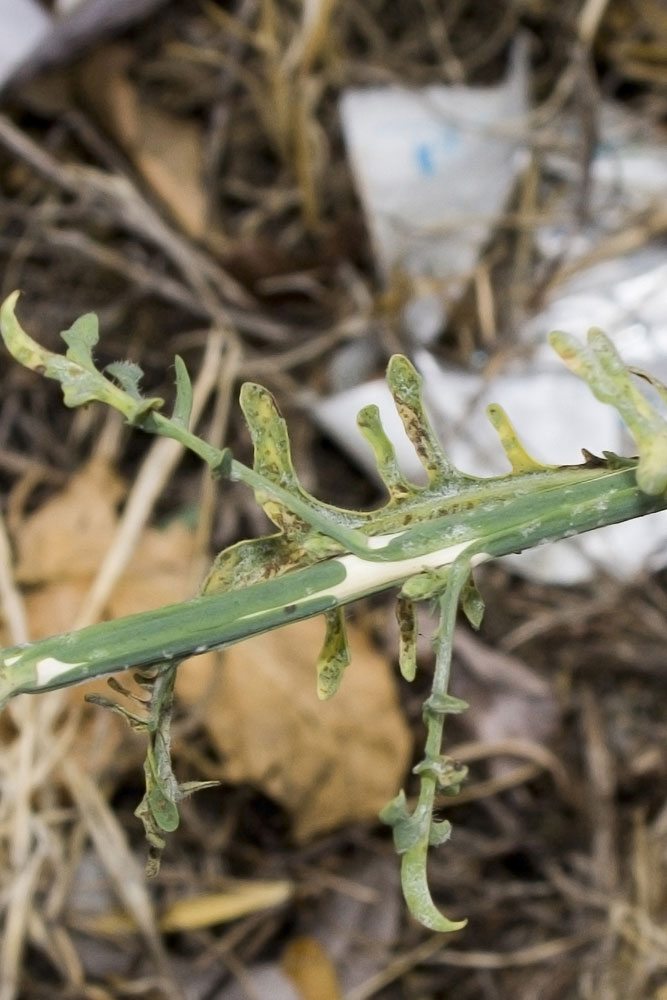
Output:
top-left (0, 0), bottom-right (168, 87)
top-left (0, 0), bottom-right (50, 89)
top-left (340, 41), bottom-right (528, 342)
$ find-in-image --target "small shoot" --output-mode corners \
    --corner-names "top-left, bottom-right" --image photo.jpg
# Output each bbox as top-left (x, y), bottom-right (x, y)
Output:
top-left (0, 293), bottom-right (164, 419)
top-left (0, 291), bottom-right (230, 474)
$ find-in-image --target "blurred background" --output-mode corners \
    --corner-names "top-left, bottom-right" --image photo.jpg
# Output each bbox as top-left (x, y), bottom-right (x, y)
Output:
top-left (0, 2), bottom-right (666, 998)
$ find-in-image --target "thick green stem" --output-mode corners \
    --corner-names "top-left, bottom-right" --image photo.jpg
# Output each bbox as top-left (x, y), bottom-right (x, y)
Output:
top-left (1, 463), bottom-right (664, 709)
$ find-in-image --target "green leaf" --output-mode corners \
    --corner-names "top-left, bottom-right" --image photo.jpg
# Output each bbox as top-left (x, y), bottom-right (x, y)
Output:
top-left (387, 354), bottom-right (467, 486)
top-left (316, 607), bottom-right (350, 699)
top-left (390, 801), bottom-right (431, 854)
top-left (550, 328), bottom-right (667, 496)
top-left (106, 675), bottom-right (150, 705)
top-left (61, 313), bottom-right (99, 371)
top-left (429, 818), bottom-right (453, 846)
top-left (400, 843), bottom-right (467, 931)
top-left (460, 575), bottom-right (485, 629)
top-left (486, 402), bottom-right (554, 474)
top-left (146, 783), bottom-right (180, 832)
top-left (422, 692), bottom-right (469, 718)
top-left (0, 292), bottom-right (165, 419)
top-left (171, 355), bottom-right (193, 429)
top-left (401, 567), bottom-right (450, 601)
top-left (357, 403), bottom-right (411, 500)
top-left (143, 747), bottom-right (180, 833)
top-left (379, 789), bottom-right (411, 827)
top-left (105, 360), bottom-right (146, 400)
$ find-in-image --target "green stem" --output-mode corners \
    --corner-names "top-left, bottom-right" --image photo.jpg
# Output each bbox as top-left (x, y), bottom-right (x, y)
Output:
top-left (398, 557), bottom-right (470, 932)
top-left (2, 464), bottom-right (663, 706)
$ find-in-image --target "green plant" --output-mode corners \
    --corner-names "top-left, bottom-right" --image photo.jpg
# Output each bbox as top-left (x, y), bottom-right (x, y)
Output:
top-left (1, 290), bottom-right (667, 931)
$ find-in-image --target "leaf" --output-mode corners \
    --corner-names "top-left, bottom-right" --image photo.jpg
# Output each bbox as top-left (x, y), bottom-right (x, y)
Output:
top-left (429, 818), bottom-right (453, 847)
top-left (0, 292), bottom-right (165, 421)
top-left (105, 360), bottom-right (146, 400)
top-left (396, 596), bottom-right (417, 681)
top-left (357, 403), bottom-right (411, 500)
top-left (386, 354), bottom-right (466, 486)
top-left (84, 693), bottom-right (148, 732)
top-left (61, 313), bottom-right (99, 370)
top-left (550, 328), bottom-right (667, 495)
top-left (177, 779), bottom-right (220, 799)
top-left (171, 355), bottom-right (193, 429)
top-left (486, 402), bottom-right (554, 473)
top-left (422, 692), bottom-right (469, 719)
top-left (460, 574), bottom-right (485, 629)
top-left (315, 608), bottom-right (350, 700)
top-left (400, 843), bottom-right (467, 932)
top-left (388, 800), bottom-right (431, 854)
top-left (239, 382), bottom-right (300, 489)
top-left (400, 567), bottom-right (450, 601)
top-left (413, 755), bottom-right (468, 794)
top-left (141, 746), bottom-right (180, 834)
top-left (146, 781), bottom-right (180, 833)
top-left (378, 789), bottom-right (411, 827)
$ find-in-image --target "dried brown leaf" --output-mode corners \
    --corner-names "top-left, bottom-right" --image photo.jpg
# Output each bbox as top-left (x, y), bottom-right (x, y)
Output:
top-left (175, 617), bottom-right (412, 841)
top-left (15, 459), bottom-right (125, 585)
top-left (78, 46), bottom-right (208, 238)
top-left (281, 936), bottom-right (342, 1000)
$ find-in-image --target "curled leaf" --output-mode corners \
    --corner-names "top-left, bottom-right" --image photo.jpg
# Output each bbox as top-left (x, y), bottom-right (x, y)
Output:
top-left (413, 755), bottom-right (468, 794)
top-left (315, 607), bottom-right (350, 699)
top-left (84, 693), bottom-right (148, 732)
top-left (401, 840), bottom-right (467, 932)
top-left (423, 692), bottom-right (469, 718)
